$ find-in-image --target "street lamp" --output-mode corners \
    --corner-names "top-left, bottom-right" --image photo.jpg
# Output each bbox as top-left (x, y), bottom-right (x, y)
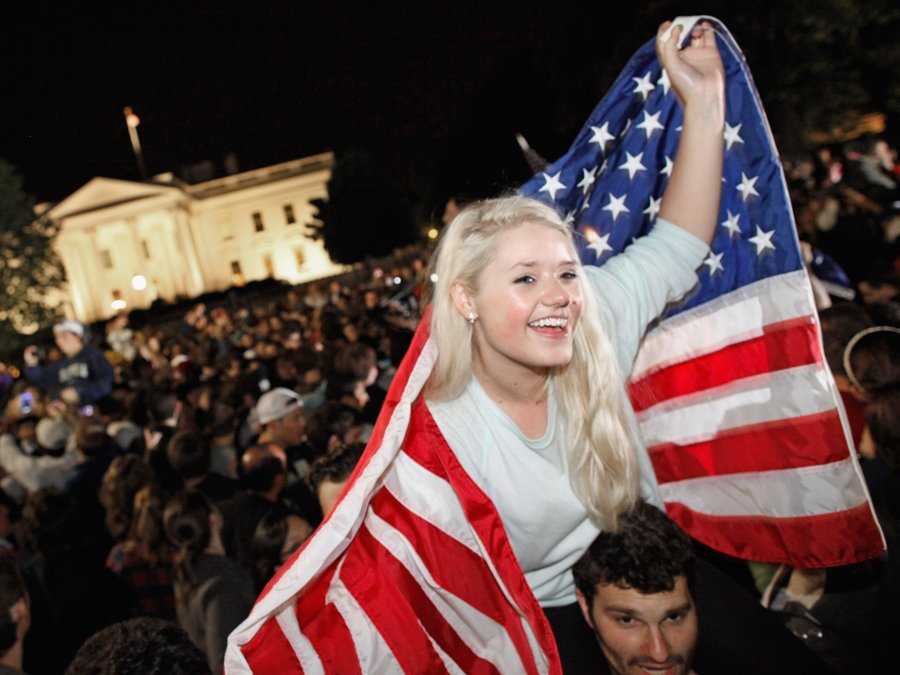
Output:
top-left (131, 274), bottom-right (147, 291)
top-left (123, 106), bottom-right (147, 179)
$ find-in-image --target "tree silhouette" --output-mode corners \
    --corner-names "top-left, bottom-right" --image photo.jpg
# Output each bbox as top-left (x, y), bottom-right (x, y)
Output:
top-left (308, 150), bottom-right (417, 265)
top-left (0, 159), bottom-right (66, 346)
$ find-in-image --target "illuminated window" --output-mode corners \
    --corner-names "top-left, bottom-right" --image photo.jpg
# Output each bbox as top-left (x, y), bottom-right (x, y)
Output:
top-left (141, 239), bottom-right (151, 259)
top-left (294, 247), bottom-right (305, 270)
top-left (252, 211), bottom-right (264, 232)
top-left (263, 254), bottom-right (275, 277)
top-left (230, 260), bottom-right (244, 286)
top-left (283, 204), bottom-right (297, 224)
top-left (99, 249), bottom-right (113, 269)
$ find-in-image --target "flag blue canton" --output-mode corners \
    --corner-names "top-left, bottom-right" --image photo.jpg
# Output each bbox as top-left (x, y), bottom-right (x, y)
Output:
top-left (519, 20), bottom-right (803, 319)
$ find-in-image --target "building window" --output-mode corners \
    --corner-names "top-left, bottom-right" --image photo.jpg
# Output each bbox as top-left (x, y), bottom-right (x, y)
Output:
top-left (283, 204), bottom-right (297, 224)
top-left (99, 249), bottom-right (113, 269)
top-left (294, 247), bottom-right (305, 270)
top-left (110, 289), bottom-right (126, 311)
top-left (230, 260), bottom-right (244, 286)
top-left (263, 254), bottom-right (275, 277)
top-left (141, 239), bottom-right (151, 259)
top-left (252, 211), bottom-right (264, 232)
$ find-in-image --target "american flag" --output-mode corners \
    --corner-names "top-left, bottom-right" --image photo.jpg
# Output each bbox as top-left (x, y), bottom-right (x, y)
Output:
top-left (227, 313), bottom-right (561, 673)
top-left (226, 17), bottom-right (884, 673)
top-left (520, 16), bottom-right (884, 568)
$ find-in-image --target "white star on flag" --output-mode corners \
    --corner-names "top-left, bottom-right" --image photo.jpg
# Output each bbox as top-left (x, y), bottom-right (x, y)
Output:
top-left (539, 171), bottom-right (566, 201)
top-left (588, 122), bottom-right (615, 149)
top-left (661, 155), bottom-right (674, 177)
top-left (564, 209), bottom-right (576, 225)
top-left (721, 209), bottom-right (741, 237)
top-left (704, 251), bottom-right (725, 274)
top-left (632, 72), bottom-right (655, 100)
top-left (737, 172), bottom-right (760, 202)
top-left (636, 110), bottom-right (664, 139)
top-left (724, 122), bottom-right (744, 151)
top-left (643, 195), bottom-right (662, 221)
top-left (577, 167), bottom-right (598, 194)
top-left (618, 152), bottom-right (646, 180)
top-left (748, 225), bottom-right (776, 255)
top-left (602, 193), bottom-right (630, 221)
top-left (658, 69), bottom-right (671, 95)
top-left (585, 228), bottom-right (613, 257)
top-left (621, 118), bottom-right (633, 138)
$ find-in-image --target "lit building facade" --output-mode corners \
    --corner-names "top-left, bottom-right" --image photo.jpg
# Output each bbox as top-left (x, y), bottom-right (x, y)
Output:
top-left (49, 153), bottom-right (342, 322)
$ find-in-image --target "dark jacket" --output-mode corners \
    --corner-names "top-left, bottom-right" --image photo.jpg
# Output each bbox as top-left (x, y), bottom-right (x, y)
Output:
top-left (176, 553), bottom-right (255, 674)
top-left (25, 346), bottom-right (114, 404)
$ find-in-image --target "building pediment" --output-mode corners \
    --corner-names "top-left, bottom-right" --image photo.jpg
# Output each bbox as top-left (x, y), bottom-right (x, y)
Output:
top-left (49, 177), bottom-right (182, 220)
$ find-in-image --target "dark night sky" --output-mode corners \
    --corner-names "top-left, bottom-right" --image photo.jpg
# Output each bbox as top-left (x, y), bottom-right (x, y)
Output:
top-left (2, 2), bottom-right (777, 208)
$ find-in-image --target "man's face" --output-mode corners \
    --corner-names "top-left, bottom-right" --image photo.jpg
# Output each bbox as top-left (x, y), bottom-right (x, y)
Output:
top-left (273, 408), bottom-right (306, 445)
top-left (578, 576), bottom-right (698, 675)
top-left (54, 330), bottom-right (83, 357)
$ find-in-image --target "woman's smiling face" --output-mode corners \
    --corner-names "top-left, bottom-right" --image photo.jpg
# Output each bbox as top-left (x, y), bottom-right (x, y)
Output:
top-left (462, 221), bottom-right (583, 377)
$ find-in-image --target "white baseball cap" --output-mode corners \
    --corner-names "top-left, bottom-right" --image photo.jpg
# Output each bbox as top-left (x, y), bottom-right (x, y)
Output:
top-left (256, 387), bottom-right (304, 425)
top-left (53, 319), bottom-right (85, 338)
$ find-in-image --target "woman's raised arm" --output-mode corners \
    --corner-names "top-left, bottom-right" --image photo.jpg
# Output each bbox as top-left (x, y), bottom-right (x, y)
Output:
top-left (657, 20), bottom-right (725, 244)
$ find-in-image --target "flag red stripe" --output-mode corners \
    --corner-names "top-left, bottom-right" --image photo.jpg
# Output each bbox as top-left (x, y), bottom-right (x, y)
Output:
top-left (301, 603), bottom-right (361, 675)
top-left (369, 489), bottom-right (521, 673)
top-left (354, 530), bottom-right (498, 675)
top-left (629, 318), bottom-right (820, 413)
top-left (649, 410), bottom-right (848, 484)
top-left (239, 616), bottom-right (304, 674)
top-left (342, 527), bottom-right (451, 674)
top-left (404, 400), bottom-right (561, 675)
top-left (289, 562), bottom-right (364, 675)
top-left (666, 501), bottom-right (884, 568)
top-left (294, 559), bottom-right (339, 624)
top-left (371, 487), bottom-right (522, 629)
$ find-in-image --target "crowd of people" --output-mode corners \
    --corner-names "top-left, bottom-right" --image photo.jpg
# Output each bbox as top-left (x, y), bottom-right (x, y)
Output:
top-left (0, 248), bottom-right (424, 674)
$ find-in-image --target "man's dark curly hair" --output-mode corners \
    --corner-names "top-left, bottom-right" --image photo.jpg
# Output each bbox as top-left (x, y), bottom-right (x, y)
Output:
top-left (573, 500), bottom-right (695, 604)
top-left (65, 617), bottom-right (210, 675)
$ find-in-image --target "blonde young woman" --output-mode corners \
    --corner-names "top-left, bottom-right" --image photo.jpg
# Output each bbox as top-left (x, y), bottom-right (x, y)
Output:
top-left (418, 20), bottom-right (724, 671)
top-left (425, 22), bottom-right (827, 674)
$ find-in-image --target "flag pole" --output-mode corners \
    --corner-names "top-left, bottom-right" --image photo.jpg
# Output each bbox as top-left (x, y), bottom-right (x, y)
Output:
top-left (124, 106), bottom-right (147, 179)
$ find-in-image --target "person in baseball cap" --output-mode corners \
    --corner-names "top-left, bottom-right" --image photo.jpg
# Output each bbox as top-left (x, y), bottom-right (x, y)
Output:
top-left (256, 388), bottom-right (306, 451)
top-left (255, 388), bottom-right (321, 524)
top-left (23, 319), bottom-right (114, 405)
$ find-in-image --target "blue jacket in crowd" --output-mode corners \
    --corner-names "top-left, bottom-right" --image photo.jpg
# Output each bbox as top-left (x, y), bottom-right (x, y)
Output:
top-left (25, 345), bottom-right (114, 404)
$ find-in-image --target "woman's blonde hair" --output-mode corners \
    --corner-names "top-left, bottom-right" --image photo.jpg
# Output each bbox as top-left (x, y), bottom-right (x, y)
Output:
top-left (426, 195), bottom-right (638, 531)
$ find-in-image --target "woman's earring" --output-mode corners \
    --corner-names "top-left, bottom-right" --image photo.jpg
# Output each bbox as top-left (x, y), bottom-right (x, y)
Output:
top-left (467, 312), bottom-right (477, 325)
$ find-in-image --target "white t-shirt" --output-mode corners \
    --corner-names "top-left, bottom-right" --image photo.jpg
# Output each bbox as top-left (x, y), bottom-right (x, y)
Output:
top-left (427, 219), bottom-right (709, 607)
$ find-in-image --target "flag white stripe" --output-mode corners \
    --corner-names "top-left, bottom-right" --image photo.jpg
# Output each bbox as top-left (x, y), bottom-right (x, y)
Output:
top-left (365, 510), bottom-right (529, 674)
top-left (328, 565), bottom-right (403, 674)
top-left (385, 451), bottom-right (482, 556)
top-left (275, 606), bottom-right (324, 675)
top-left (660, 458), bottom-right (867, 518)
top-left (632, 270), bottom-right (812, 381)
top-left (637, 363), bottom-right (834, 447)
top-left (227, 339), bottom-right (438, 662)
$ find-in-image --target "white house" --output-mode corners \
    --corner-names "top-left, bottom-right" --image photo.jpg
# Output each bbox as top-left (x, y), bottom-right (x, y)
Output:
top-left (49, 153), bottom-right (342, 322)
